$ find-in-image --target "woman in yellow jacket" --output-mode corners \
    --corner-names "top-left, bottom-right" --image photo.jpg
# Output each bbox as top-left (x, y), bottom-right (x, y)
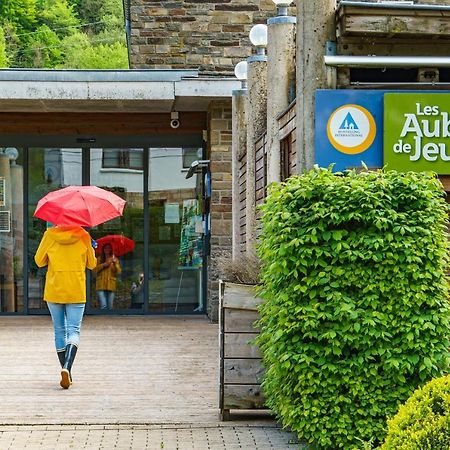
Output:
top-left (94, 243), bottom-right (121, 310)
top-left (34, 226), bottom-right (96, 389)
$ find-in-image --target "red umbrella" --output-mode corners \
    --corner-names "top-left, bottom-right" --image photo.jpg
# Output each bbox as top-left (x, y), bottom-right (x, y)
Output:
top-left (34, 186), bottom-right (126, 227)
top-left (96, 235), bottom-right (135, 257)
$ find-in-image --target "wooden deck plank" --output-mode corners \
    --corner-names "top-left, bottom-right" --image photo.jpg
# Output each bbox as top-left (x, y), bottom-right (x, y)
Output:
top-left (0, 316), bottom-right (223, 425)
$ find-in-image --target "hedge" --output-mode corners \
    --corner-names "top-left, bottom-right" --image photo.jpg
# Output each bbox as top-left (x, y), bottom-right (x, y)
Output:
top-left (256, 168), bottom-right (450, 449)
top-left (382, 375), bottom-right (450, 449)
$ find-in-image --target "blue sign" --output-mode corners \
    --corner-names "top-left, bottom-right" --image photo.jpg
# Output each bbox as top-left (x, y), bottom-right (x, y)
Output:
top-left (315, 90), bottom-right (383, 171)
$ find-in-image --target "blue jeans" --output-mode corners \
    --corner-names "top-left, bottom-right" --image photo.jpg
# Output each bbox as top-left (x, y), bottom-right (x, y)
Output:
top-left (47, 302), bottom-right (85, 351)
top-left (97, 290), bottom-right (115, 310)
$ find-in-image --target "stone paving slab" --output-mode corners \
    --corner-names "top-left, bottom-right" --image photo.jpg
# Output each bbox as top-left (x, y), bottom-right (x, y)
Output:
top-left (0, 424), bottom-right (300, 450)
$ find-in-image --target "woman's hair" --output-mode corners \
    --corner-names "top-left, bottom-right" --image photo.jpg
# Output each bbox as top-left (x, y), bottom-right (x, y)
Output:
top-left (100, 244), bottom-right (112, 263)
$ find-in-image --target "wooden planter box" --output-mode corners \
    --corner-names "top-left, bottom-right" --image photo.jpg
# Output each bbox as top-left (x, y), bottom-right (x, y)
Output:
top-left (219, 280), bottom-right (266, 420)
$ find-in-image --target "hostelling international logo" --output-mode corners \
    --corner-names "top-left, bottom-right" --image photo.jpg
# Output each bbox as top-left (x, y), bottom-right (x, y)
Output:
top-left (327, 104), bottom-right (376, 154)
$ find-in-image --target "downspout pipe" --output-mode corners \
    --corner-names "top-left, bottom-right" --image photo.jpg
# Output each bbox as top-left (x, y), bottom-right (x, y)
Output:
top-left (338, 1), bottom-right (450, 12)
top-left (324, 55), bottom-right (450, 68)
top-left (122, 0), bottom-right (131, 68)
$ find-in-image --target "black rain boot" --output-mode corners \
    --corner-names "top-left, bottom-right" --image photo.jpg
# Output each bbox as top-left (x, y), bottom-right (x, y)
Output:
top-left (60, 344), bottom-right (78, 389)
top-left (57, 350), bottom-right (65, 367)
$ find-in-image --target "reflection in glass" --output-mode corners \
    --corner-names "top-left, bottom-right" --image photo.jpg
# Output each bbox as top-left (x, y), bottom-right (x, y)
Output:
top-left (148, 148), bottom-right (204, 313)
top-left (0, 148), bottom-right (24, 312)
top-left (90, 148), bottom-right (144, 311)
top-left (28, 148), bottom-right (82, 311)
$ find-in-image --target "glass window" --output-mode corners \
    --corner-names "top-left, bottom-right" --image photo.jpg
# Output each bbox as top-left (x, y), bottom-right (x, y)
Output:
top-left (182, 147), bottom-right (203, 169)
top-left (0, 148), bottom-right (24, 313)
top-left (102, 148), bottom-right (144, 170)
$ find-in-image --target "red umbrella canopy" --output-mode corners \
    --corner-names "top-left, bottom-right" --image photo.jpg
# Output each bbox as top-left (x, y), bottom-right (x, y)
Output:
top-left (96, 235), bottom-right (135, 257)
top-left (34, 186), bottom-right (126, 228)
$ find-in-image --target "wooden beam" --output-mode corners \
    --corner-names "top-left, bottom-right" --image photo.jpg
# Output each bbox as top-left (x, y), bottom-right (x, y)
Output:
top-left (223, 384), bottom-right (266, 410)
top-left (337, 38), bottom-right (450, 57)
top-left (338, 6), bottom-right (450, 39)
top-left (0, 112), bottom-right (206, 135)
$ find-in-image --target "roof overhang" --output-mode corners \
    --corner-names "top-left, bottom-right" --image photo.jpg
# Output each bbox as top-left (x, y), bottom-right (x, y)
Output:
top-left (0, 69), bottom-right (240, 113)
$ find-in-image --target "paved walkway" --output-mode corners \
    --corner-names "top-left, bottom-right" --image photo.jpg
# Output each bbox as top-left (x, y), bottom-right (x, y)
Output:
top-left (0, 316), bottom-right (299, 449)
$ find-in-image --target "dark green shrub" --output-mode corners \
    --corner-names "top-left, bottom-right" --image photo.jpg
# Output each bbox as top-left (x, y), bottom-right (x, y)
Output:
top-left (382, 375), bottom-right (450, 450)
top-left (256, 168), bottom-right (450, 449)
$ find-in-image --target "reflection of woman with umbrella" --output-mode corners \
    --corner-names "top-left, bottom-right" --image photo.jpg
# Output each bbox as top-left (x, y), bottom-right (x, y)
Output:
top-left (33, 186), bottom-right (126, 389)
top-left (93, 243), bottom-right (121, 310)
top-left (93, 235), bottom-right (134, 310)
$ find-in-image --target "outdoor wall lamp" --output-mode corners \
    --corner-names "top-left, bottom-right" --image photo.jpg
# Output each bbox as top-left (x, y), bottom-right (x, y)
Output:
top-left (249, 24), bottom-right (268, 56)
top-left (4, 147), bottom-right (19, 163)
top-left (234, 61), bottom-right (248, 89)
top-left (272, 0), bottom-right (294, 17)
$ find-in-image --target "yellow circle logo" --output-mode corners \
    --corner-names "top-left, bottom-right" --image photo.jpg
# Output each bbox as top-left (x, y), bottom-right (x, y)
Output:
top-left (326, 104), bottom-right (376, 154)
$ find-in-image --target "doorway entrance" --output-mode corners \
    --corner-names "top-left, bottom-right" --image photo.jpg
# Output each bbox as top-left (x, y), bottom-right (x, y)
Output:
top-left (1, 141), bottom-right (207, 315)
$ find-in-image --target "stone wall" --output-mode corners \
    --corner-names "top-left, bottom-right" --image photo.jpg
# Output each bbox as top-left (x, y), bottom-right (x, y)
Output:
top-left (207, 100), bottom-right (232, 320)
top-left (129, 0), bottom-right (287, 75)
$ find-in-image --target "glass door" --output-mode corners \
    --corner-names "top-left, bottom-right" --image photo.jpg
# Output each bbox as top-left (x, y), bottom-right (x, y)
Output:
top-left (0, 148), bottom-right (24, 313)
top-left (26, 144), bottom-right (205, 315)
top-left (148, 147), bottom-right (204, 313)
top-left (27, 147), bottom-right (83, 313)
top-left (88, 148), bottom-right (145, 312)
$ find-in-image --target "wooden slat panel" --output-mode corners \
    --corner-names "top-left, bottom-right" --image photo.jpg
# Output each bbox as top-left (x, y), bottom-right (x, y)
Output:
top-left (255, 178), bottom-right (265, 191)
top-left (279, 117), bottom-right (296, 140)
top-left (224, 309), bottom-right (259, 333)
top-left (254, 133), bottom-right (267, 208)
top-left (289, 133), bottom-right (297, 176)
top-left (278, 102), bottom-right (297, 178)
top-left (255, 173), bottom-right (265, 187)
top-left (222, 283), bottom-right (262, 310)
top-left (278, 101), bottom-right (296, 129)
top-left (339, 6), bottom-right (450, 39)
top-left (224, 333), bottom-right (261, 358)
top-left (255, 188), bottom-right (265, 201)
top-left (238, 152), bottom-right (247, 245)
top-left (223, 384), bottom-right (266, 409)
top-left (224, 359), bottom-right (265, 384)
top-left (255, 157), bottom-right (265, 172)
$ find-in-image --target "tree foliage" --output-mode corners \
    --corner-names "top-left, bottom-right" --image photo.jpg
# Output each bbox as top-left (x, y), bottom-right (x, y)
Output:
top-left (37, 0), bottom-right (80, 37)
top-left (0, 0), bottom-right (37, 32)
top-left (0, 28), bottom-right (8, 68)
top-left (0, 0), bottom-right (128, 68)
top-left (64, 41), bottom-right (128, 69)
top-left (256, 168), bottom-right (450, 449)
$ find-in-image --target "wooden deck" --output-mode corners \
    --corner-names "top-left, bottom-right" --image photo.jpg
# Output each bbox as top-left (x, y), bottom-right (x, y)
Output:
top-left (0, 316), bottom-right (228, 425)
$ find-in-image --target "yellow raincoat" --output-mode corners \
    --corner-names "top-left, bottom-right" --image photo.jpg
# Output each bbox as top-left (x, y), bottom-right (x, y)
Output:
top-left (93, 256), bottom-right (121, 292)
top-left (34, 226), bottom-right (97, 303)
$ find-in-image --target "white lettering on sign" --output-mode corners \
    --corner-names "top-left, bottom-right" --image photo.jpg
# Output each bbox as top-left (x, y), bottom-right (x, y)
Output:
top-left (393, 103), bottom-right (450, 161)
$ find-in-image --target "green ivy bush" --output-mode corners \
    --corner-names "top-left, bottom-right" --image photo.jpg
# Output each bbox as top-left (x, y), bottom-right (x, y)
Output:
top-left (381, 375), bottom-right (450, 450)
top-left (256, 168), bottom-right (450, 449)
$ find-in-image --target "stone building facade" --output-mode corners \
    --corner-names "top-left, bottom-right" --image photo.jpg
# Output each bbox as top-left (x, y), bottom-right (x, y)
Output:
top-left (123, 0), bottom-right (285, 319)
top-left (126, 0), bottom-right (277, 75)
